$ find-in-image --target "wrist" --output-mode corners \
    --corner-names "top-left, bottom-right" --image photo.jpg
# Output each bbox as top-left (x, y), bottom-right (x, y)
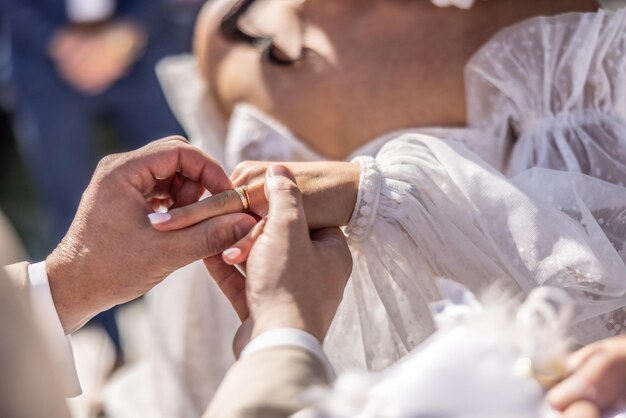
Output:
top-left (46, 249), bottom-right (95, 334)
top-left (341, 162), bottom-right (362, 225)
top-left (302, 161), bottom-right (361, 229)
top-left (252, 304), bottom-right (326, 343)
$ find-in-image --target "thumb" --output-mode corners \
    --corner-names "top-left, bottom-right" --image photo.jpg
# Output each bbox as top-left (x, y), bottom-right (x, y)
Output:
top-left (264, 165), bottom-right (308, 234)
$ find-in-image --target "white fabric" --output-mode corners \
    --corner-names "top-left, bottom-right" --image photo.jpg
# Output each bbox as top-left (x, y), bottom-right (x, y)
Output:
top-left (26, 262), bottom-right (81, 397)
top-left (241, 328), bottom-right (335, 380)
top-left (65, 0), bottom-right (115, 23)
top-left (304, 283), bottom-right (626, 418)
top-left (144, 9), bottom-right (626, 416)
top-left (300, 282), bottom-right (568, 418)
top-left (145, 258), bottom-right (239, 418)
top-left (430, 0), bottom-right (475, 10)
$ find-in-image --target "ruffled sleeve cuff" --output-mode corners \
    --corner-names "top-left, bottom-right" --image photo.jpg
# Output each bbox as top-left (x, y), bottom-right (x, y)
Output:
top-left (345, 156), bottom-right (383, 242)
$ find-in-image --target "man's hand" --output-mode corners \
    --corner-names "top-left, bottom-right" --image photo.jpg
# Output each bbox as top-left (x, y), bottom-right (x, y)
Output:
top-left (49, 21), bottom-right (146, 95)
top-left (548, 335), bottom-right (626, 418)
top-left (46, 137), bottom-right (256, 334)
top-left (204, 165), bottom-right (353, 355)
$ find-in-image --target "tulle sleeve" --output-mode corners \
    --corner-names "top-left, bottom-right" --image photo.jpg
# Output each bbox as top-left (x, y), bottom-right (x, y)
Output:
top-left (465, 10), bottom-right (626, 180)
top-left (323, 133), bottom-right (626, 373)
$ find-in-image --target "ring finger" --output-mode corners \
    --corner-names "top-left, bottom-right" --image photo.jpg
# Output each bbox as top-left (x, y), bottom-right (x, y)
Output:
top-left (149, 189), bottom-right (248, 230)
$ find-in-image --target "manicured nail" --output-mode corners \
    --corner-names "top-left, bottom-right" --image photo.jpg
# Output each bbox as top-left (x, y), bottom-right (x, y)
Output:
top-left (223, 248), bottom-right (242, 263)
top-left (547, 376), bottom-right (590, 406)
top-left (148, 212), bottom-right (171, 225)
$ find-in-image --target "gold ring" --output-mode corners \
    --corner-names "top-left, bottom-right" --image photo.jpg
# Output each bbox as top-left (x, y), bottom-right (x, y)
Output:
top-left (233, 185), bottom-right (250, 211)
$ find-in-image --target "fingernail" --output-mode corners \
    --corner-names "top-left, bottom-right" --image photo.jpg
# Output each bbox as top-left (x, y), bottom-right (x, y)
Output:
top-left (267, 165), bottom-right (296, 181)
top-left (148, 212), bottom-right (171, 225)
top-left (547, 376), bottom-right (590, 406)
top-left (223, 248), bottom-right (242, 263)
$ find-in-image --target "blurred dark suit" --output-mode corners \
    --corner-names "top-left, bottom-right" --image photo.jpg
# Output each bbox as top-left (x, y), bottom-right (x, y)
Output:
top-left (3, 0), bottom-right (185, 356)
top-left (3, 0), bottom-right (183, 248)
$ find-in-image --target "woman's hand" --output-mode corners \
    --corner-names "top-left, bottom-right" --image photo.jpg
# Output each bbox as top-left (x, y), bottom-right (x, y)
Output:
top-left (547, 335), bottom-right (626, 418)
top-left (230, 161), bottom-right (361, 228)
top-left (150, 160), bottom-right (361, 232)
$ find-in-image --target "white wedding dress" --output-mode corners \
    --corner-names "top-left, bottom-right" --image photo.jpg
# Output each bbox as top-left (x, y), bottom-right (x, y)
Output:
top-left (301, 282), bottom-right (626, 418)
top-left (122, 9), bottom-right (626, 418)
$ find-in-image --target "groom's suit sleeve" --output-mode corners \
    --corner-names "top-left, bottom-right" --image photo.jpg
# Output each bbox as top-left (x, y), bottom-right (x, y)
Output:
top-left (2, 261), bottom-right (30, 293)
top-left (2, 262), bottom-right (81, 397)
top-left (204, 346), bottom-right (332, 418)
top-left (0, 265), bottom-right (71, 418)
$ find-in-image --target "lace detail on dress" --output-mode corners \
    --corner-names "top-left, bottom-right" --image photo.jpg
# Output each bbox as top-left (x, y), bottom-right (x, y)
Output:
top-left (509, 110), bottom-right (626, 183)
top-left (345, 156), bottom-right (382, 242)
top-left (465, 10), bottom-right (626, 173)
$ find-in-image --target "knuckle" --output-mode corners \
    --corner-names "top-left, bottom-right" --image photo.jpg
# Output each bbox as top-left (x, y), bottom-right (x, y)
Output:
top-left (94, 153), bottom-right (124, 179)
top-left (281, 211), bottom-right (301, 227)
top-left (96, 154), bottom-right (118, 170)
top-left (233, 160), bottom-right (253, 174)
top-left (237, 160), bottom-right (255, 171)
top-left (167, 135), bottom-right (189, 144)
top-left (151, 135), bottom-right (188, 147)
top-left (233, 161), bottom-right (265, 182)
top-left (213, 191), bottom-right (232, 210)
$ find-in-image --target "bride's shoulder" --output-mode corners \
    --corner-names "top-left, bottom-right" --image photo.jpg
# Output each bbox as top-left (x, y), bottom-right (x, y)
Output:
top-left (465, 10), bottom-right (626, 134)
top-left (469, 9), bottom-right (624, 63)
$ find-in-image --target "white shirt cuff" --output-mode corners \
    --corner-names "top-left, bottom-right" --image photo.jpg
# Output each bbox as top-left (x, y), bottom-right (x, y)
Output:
top-left (28, 261), bottom-right (82, 397)
top-left (241, 328), bottom-right (336, 380)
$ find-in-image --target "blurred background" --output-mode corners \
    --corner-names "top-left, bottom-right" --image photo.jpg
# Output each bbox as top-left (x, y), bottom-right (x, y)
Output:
top-left (0, 1), bottom-right (206, 416)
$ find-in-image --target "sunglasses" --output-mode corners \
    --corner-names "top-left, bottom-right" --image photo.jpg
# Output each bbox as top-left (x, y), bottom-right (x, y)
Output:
top-left (220, 0), bottom-right (306, 65)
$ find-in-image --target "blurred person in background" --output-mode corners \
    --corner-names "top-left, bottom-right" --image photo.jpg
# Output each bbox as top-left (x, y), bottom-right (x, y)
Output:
top-left (3, 0), bottom-right (184, 248)
top-left (3, 0), bottom-right (185, 366)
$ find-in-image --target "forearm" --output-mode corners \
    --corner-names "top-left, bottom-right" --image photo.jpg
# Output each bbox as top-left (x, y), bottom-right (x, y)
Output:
top-left (297, 161), bottom-right (361, 229)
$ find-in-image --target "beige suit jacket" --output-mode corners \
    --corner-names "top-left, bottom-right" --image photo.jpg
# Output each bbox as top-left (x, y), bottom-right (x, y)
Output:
top-left (0, 210), bottom-right (27, 266)
top-left (1, 262), bottom-right (71, 418)
top-left (204, 347), bottom-right (331, 418)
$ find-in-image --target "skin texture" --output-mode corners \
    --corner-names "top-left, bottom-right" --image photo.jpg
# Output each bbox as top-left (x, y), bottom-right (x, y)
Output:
top-left (202, 165), bottom-right (353, 356)
top-left (196, 0), bottom-right (598, 160)
top-left (46, 137), bottom-right (257, 334)
top-left (548, 336), bottom-right (626, 417)
top-left (151, 161), bottom-right (362, 232)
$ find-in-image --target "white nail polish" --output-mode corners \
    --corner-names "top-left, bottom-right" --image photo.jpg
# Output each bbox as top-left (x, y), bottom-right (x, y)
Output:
top-left (148, 212), bottom-right (171, 225)
top-left (223, 248), bottom-right (242, 261)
